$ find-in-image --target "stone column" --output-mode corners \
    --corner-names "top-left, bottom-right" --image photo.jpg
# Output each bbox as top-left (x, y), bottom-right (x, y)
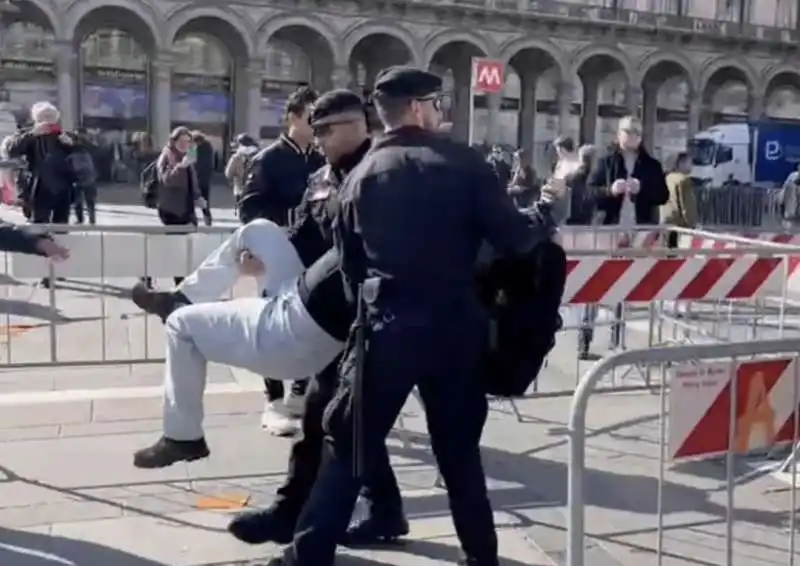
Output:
top-left (485, 92), bottom-right (502, 144)
top-left (243, 60), bottom-right (264, 140)
top-left (641, 84), bottom-right (658, 149)
top-left (748, 91), bottom-right (765, 122)
top-left (54, 40), bottom-right (77, 130)
top-left (626, 84), bottom-right (643, 118)
top-left (150, 53), bottom-right (173, 148)
top-left (687, 94), bottom-right (702, 139)
top-left (518, 74), bottom-right (536, 154)
top-left (558, 79), bottom-right (574, 137)
top-left (331, 65), bottom-right (350, 90)
top-left (579, 76), bottom-right (599, 144)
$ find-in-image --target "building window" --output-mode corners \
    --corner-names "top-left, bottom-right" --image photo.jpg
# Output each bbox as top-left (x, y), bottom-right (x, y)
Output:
top-left (748, 0), bottom-right (796, 27)
top-left (619, 0), bottom-right (680, 13)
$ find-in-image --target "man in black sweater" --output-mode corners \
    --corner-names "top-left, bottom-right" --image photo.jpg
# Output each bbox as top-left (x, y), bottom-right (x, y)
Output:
top-left (238, 86), bottom-right (326, 435)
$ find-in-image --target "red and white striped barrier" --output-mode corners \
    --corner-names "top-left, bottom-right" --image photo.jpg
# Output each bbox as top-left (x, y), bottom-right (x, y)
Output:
top-left (563, 254), bottom-right (800, 304)
top-left (683, 232), bottom-right (800, 250)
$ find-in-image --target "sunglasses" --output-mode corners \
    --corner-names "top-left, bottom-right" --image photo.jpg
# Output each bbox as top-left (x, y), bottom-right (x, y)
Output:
top-left (312, 120), bottom-right (356, 137)
top-left (416, 94), bottom-right (443, 111)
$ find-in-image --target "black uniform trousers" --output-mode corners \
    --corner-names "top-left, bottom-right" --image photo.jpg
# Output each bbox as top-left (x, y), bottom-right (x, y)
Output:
top-left (272, 356), bottom-right (403, 522)
top-left (287, 307), bottom-right (497, 566)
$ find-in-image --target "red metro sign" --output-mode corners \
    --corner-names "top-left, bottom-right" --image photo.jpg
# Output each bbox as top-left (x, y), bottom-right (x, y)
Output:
top-left (472, 58), bottom-right (505, 94)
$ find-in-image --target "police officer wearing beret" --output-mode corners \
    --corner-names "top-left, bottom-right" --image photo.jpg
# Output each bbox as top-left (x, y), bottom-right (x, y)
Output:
top-left (229, 90), bottom-right (409, 549)
top-left (261, 67), bottom-right (559, 566)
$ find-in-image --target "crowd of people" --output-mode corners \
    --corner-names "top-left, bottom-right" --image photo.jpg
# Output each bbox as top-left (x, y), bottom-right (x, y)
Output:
top-left (0, 68), bottom-right (716, 566)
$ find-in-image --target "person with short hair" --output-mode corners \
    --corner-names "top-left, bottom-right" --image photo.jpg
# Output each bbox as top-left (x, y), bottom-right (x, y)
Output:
top-left (236, 86), bottom-right (324, 434)
top-left (225, 133), bottom-right (259, 201)
top-left (191, 130), bottom-right (214, 225)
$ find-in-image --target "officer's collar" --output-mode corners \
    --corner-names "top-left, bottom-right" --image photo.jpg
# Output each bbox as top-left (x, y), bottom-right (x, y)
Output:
top-left (373, 126), bottom-right (428, 150)
top-left (330, 137), bottom-right (371, 181)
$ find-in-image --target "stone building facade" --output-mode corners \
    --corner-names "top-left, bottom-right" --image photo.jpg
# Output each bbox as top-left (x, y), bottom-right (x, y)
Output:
top-left (2, 0), bottom-right (800, 171)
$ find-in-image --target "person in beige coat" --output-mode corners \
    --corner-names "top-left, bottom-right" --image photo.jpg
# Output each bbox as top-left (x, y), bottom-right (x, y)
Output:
top-left (224, 133), bottom-right (260, 200)
top-left (660, 151), bottom-right (698, 248)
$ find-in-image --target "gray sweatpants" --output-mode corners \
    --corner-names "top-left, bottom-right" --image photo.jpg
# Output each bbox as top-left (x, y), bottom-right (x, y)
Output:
top-left (161, 218), bottom-right (343, 440)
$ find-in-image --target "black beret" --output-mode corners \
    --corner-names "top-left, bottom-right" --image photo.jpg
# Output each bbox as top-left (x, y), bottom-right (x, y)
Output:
top-left (310, 89), bottom-right (365, 127)
top-left (373, 66), bottom-right (442, 99)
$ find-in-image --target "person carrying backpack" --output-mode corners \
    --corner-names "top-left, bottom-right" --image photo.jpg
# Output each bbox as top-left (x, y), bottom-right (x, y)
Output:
top-left (6, 101), bottom-right (76, 225)
top-left (224, 133), bottom-right (259, 204)
top-left (66, 132), bottom-right (98, 224)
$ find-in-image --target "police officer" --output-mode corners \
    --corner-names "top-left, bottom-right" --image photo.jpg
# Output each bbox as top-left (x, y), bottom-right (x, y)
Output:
top-left (229, 90), bottom-right (409, 549)
top-left (263, 68), bottom-right (557, 566)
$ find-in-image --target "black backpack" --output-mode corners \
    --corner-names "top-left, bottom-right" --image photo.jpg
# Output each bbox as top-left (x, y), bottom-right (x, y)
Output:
top-left (478, 240), bottom-right (567, 397)
top-left (31, 137), bottom-right (74, 198)
top-left (140, 160), bottom-right (158, 209)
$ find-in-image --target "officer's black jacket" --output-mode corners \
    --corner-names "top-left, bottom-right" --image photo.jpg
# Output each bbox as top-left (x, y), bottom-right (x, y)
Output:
top-left (333, 126), bottom-right (556, 307)
top-left (238, 134), bottom-right (324, 226)
top-left (287, 138), bottom-right (371, 267)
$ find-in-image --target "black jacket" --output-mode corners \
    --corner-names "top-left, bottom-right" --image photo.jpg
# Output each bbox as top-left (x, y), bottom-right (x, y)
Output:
top-left (8, 128), bottom-right (75, 201)
top-left (287, 138), bottom-right (371, 268)
top-left (334, 126), bottom-right (555, 309)
top-left (239, 134), bottom-right (325, 225)
top-left (588, 145), bottom-right (668, 225)
top-left (193, 139), bottom-right (214, 189)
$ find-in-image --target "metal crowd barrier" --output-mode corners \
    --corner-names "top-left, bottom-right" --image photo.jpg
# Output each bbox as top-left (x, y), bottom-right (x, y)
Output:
top-left (693, 185), bottom-right (783, 228)
top-left (0, 224), bottom-right (237, 369)
top-left (509, 226), bottom-right (800, 411)
top-left (566, 339), bottom-right (800, 566)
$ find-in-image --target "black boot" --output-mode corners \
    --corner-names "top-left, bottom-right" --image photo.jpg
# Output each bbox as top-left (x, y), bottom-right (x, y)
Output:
top-left (133, 436), bottom-right (209, 469)
top-left (227, 504), bottom-right (296, 545)
top-left (342, 512), bottom-right (410, 546)
top-left (131, 282), bottom-right (191, 322)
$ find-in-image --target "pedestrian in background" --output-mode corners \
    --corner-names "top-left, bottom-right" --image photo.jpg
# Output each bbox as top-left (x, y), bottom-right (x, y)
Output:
top-left (661, 151), bottom-right (697, 248)
top-left (225, 133), bottom-right (260, 203)
top-left (66, 132), bottom-right (98, 225)
top-left (155, 126), bottom-right (206, 286)
top-left (191, 130), bottom-right (214, 226)
top-left (585, 115), bottom-right (668, 355)
top-left (7, 102), bottom-right (75, 225)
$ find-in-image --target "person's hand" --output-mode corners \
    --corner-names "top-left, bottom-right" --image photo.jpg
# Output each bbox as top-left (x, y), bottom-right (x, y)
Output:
top-left (611, 179), bottom-right (627, 195)
top-left (627, 177), bottom-right (640, 195)
top-left (196, 197), bottom-right (207, 209)
top-left (541, 178), bottom-right (567, 202)
top-left (36, 238), bottom-right (69, 261)
top-left (237, 250), bottom-right (265, 277)
top-left (58, 133), bottom-right (73, 145)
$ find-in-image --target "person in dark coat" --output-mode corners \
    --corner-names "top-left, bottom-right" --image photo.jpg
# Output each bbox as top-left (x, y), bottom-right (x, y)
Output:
top-left (588, 116), bottom-right (669, 226)
top-left (191, 130), bottom-right (214, 226)
top-left (238, 87), bottom-right (325, 226)
top-left (582, 116), bottom-right (669, 356)
top-left (66, 132), bottom-right (98, 225)
top-left (507, 148), bottom-right (539, 207)
top-left (7, 102), bottom-right (76, 225)
top-left (263, 66), bottom-right (557, 566)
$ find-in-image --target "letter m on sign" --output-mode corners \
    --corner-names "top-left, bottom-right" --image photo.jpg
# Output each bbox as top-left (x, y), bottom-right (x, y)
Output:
top-left (472, 58), bottom-right (505, 94)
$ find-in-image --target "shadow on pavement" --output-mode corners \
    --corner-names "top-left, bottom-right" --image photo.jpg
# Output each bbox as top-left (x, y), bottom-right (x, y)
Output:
top-left (0, 526), bottom-right (166, 565)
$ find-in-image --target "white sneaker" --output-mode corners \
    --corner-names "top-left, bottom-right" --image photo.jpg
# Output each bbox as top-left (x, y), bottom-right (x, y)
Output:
top-left (261, 401), bottom-right (298, 436)
top-left (283, 390), bottom-right (306, 419)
